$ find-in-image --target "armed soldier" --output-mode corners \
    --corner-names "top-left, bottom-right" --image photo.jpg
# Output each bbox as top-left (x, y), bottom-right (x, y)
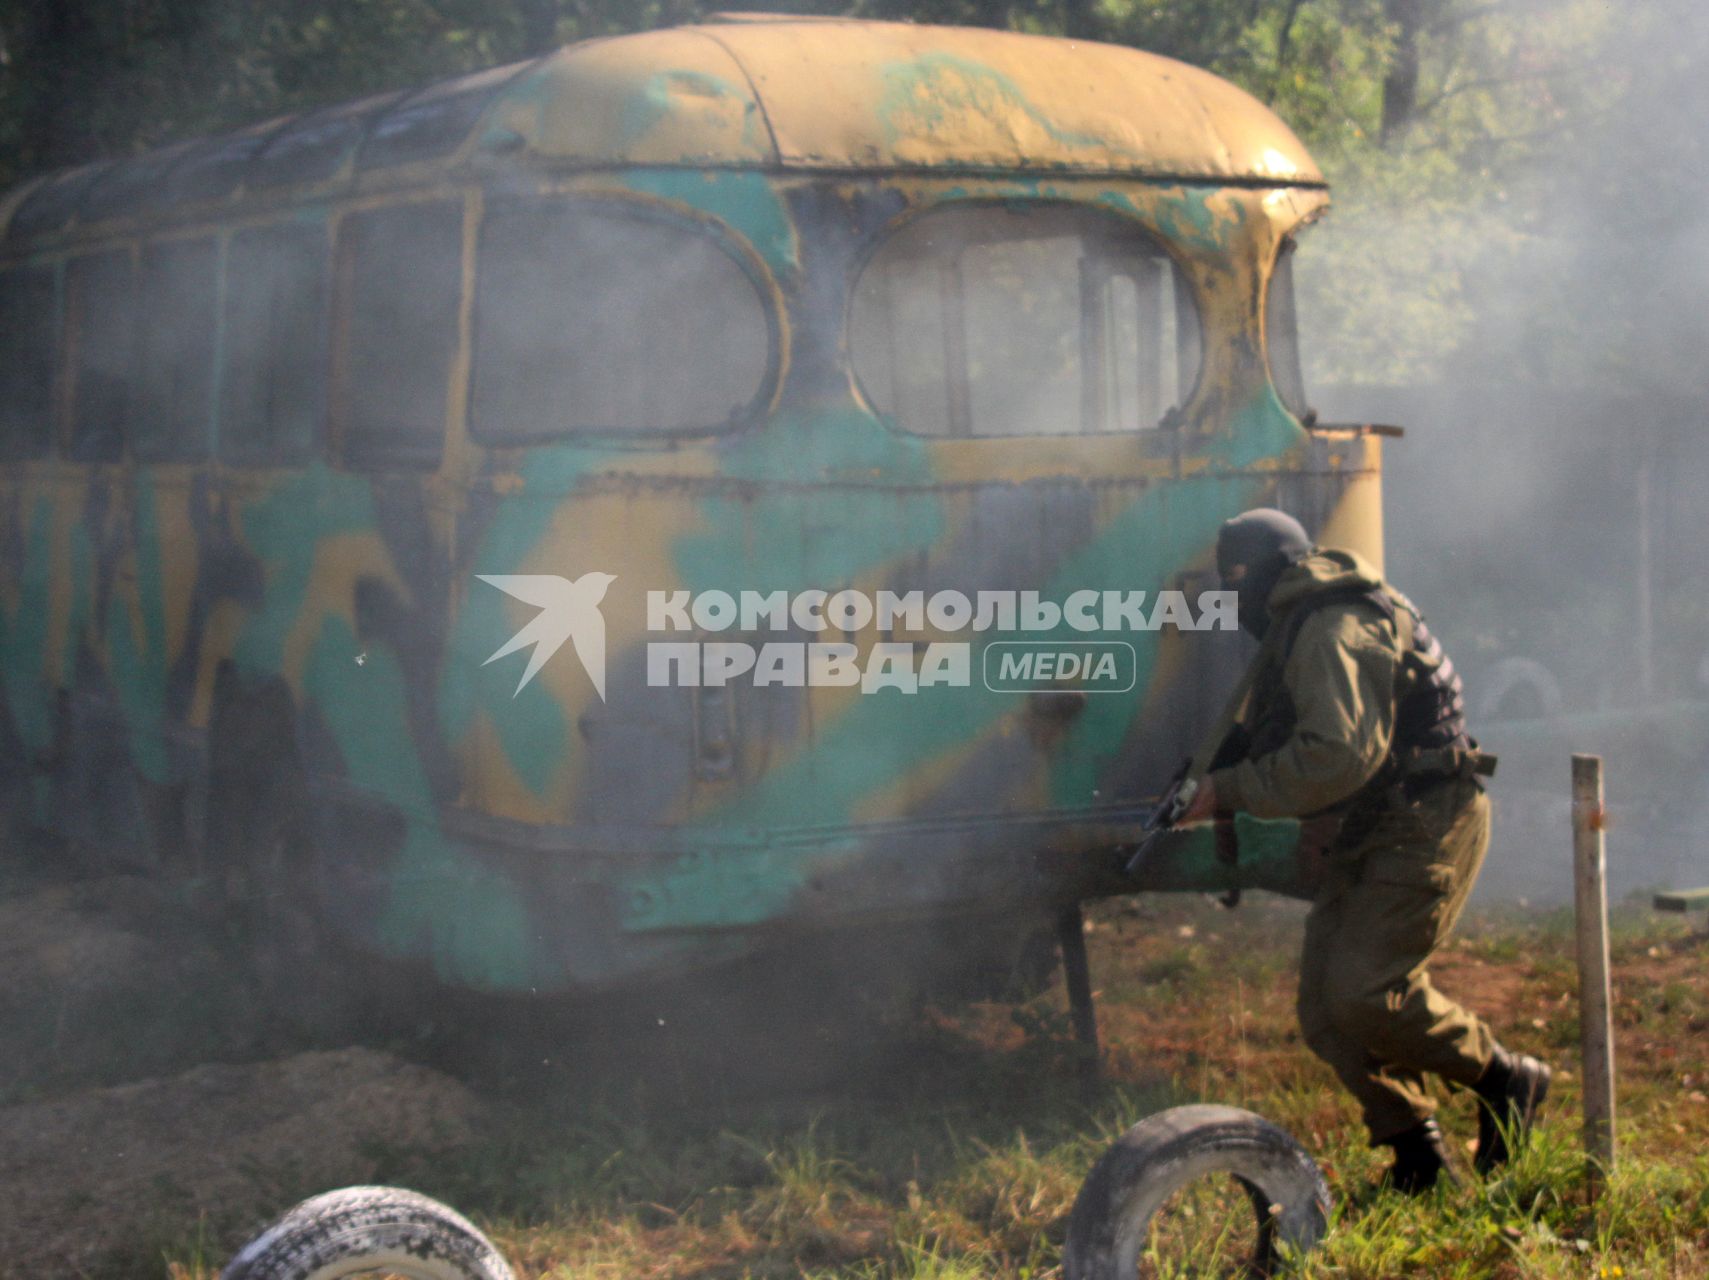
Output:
top-left (1178, 509), bottom-right (1551, 1192)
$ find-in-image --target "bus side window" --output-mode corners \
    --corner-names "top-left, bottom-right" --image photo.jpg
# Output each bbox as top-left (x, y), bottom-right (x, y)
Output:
top-left (1266, 239), bottom-right (1309, 419)
top-left (0, 265), bottom-right (58, 459)
top-left (470, 199), bottom-right (772, 439)
top-left (135, 238), bottom-right (218, 461)
top-left (221, 224), bottom-right (328, 464)
top-left (67, 250), bottom-right (135, 462)
top-left (336, 202), bottom-right (462, 470)
top-left (357, 62), bottom-right (528, 172)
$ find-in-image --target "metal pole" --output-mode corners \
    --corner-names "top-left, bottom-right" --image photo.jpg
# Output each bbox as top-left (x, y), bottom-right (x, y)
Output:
top-left (1056, 903), bottom-right (1102, 1098)
top-left (1571, 754), bottom-right (1616, 1194)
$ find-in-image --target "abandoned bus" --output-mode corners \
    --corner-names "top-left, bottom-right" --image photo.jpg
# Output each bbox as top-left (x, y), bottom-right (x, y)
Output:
top-left (0, 15), bottom-right (1384, 995)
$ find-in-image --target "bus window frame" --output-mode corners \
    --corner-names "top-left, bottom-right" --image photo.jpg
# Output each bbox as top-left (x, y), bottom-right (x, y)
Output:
top-left (847, 198), bottom-right (1205, 441)
top-left (466, 190), bottom-right (782, 446)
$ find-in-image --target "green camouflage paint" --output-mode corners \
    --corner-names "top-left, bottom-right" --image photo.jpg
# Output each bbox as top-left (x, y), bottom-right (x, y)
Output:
top-left (877, 53), bottom-right (1109, 156)
top-left (438, 441), bottom-right (629, 798)
top-left (619, 168), bottom-right (799, 277)
top-left (308, 612), bottom-right (538, 988)
top-left (1096, 187), bottom-right (1248, 256)
top-left (620, 385), bottom-right (1307, 933)
top-left (618, 69), bottom-right (758, 153)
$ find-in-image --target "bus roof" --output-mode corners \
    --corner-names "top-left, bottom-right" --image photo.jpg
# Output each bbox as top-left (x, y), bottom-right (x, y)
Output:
top-left (2, 16), bottom-right (1323, 244)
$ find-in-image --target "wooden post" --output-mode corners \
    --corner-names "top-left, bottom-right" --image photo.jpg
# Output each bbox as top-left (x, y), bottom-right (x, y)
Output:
top-left (1571, 754), bottom-right (1616, 1193)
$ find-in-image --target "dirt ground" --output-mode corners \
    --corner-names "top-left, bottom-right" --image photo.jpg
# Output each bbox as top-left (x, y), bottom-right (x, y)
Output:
top-left (2, 870), bottom-right (1705, 1279)
top-left (0, 1046), bottom-right (486, 1278)
top-left (0, 873), bottom-right (489, 1279)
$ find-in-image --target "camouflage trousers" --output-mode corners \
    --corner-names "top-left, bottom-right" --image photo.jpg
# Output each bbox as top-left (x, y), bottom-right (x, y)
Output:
top-left (1296, 777), bottom-right (1498, 1143)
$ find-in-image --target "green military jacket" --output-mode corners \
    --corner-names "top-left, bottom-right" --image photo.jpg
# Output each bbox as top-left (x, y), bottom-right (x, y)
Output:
top-left (1207, 548), bottom-right (1401, 819)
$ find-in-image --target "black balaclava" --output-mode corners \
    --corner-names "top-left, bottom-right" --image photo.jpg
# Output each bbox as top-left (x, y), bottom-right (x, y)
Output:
top-left (1216, 508), bottom-right (1312, 638)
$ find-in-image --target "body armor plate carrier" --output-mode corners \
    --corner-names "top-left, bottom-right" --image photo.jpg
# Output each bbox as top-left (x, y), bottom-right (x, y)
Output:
top-left (1230, 584), bottom-right (1495, 814)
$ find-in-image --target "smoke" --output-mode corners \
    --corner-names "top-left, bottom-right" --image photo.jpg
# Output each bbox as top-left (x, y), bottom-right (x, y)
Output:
top-left (1297, 0), bottom-right (1709, 899)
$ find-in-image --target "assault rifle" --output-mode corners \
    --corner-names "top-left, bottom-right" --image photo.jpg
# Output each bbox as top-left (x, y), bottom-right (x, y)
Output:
top-left (1122, 757), bottom-right (1198, 878)
top-left (1122, 725), bottom-right (1250, 883)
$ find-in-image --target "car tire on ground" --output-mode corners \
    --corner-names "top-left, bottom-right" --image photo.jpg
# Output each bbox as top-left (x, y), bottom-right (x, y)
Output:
top-left (1064, 1104), bottom-right (1331, 1279)
top-left (221, 1185), bottom-right (515, 1280)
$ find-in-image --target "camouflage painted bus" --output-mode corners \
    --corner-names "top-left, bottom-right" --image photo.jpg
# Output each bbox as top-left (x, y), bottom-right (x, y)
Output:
top-left (0, 15), bottom-right (1386, 995)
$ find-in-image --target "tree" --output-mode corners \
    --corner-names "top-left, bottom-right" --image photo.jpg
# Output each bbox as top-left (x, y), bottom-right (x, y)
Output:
top-left (0, 1), bottom-right (712, 185)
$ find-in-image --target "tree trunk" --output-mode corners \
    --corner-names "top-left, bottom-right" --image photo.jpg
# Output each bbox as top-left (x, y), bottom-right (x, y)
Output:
top-left (1277, 0), bottom-right (1306, 67)
top-left (1381, 0), bottom-right (1429, 146)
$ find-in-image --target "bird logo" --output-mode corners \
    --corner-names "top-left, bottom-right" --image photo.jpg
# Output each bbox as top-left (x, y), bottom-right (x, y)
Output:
top-left (478, 572), bottom-right (617, 699)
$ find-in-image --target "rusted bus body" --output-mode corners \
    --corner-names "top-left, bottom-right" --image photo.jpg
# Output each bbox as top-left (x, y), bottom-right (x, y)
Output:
top-left (0, 17), bottom-right (1382, 993)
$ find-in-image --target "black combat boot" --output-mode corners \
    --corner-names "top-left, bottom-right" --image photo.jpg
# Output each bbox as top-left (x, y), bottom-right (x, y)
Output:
top-left (1382, 1119), bottom-right (1459, 1195)
top-left (1474, 1046), bottom-right (1552, 1174)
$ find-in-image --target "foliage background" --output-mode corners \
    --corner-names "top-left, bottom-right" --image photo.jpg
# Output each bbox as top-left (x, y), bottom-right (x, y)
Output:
top-left (4, 0), bottom-right (1698, 391)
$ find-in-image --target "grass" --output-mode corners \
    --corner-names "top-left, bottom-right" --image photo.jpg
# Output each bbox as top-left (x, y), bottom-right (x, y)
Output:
top-left (154, 894), bottom-right (1709, 1279)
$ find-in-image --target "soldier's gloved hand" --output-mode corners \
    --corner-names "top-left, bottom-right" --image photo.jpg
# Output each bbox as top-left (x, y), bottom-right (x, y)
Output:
top-left (1179, 775), bottom-right (1218, 823)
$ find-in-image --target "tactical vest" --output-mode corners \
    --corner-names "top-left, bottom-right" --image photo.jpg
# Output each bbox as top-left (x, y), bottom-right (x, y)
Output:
top-left (1226, 582), bottom-right (1476, 802)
